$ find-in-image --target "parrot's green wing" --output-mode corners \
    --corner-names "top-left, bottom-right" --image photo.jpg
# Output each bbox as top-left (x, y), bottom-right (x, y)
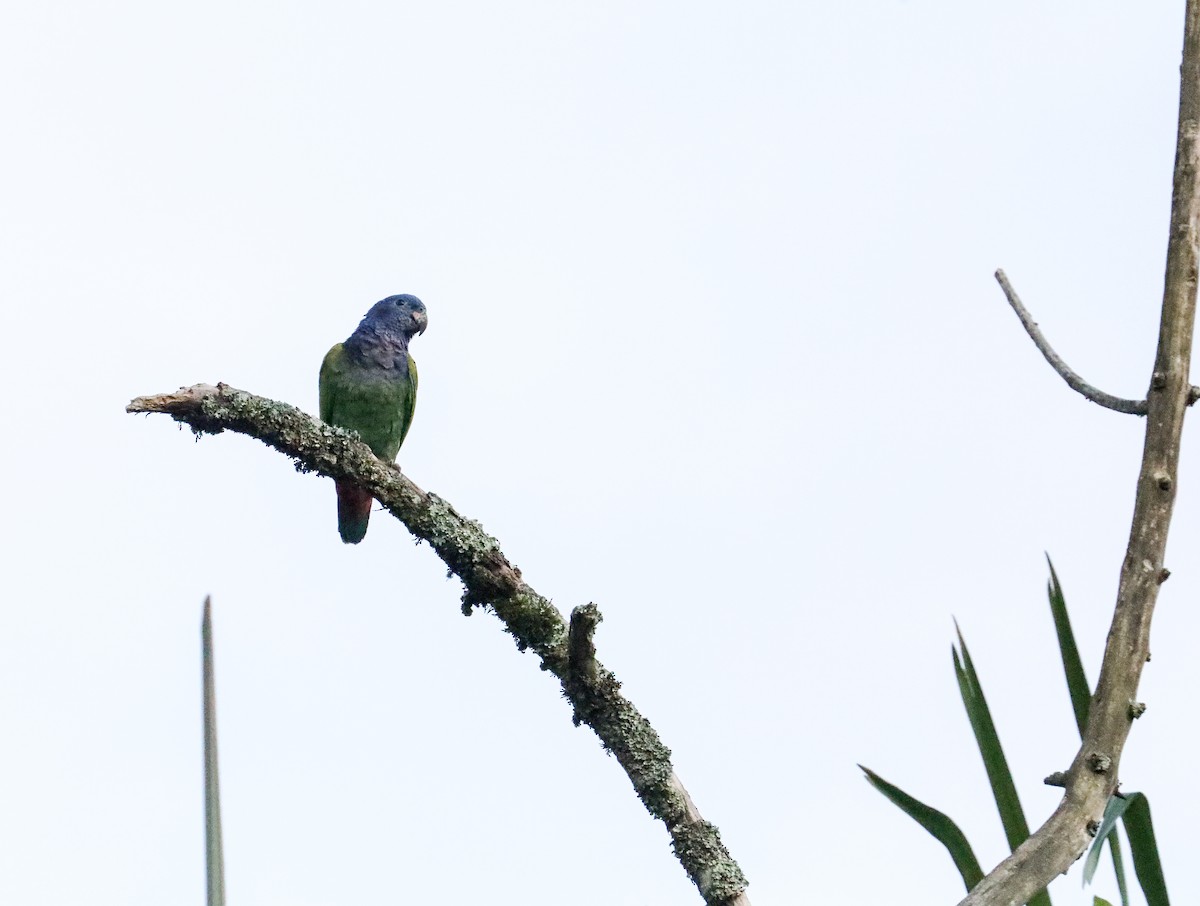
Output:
top-left (401, 354), bottom-right (418, 447)
top-left (318, 342), bottom-right (344, 425)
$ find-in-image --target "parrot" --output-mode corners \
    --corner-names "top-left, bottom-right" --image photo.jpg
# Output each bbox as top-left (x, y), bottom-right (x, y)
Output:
top-left (319, 294), bottom-right (428, 544)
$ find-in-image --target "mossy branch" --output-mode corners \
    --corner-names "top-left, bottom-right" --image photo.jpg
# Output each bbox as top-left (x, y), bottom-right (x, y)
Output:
top-left (127, 382), bottom-right (749, 906)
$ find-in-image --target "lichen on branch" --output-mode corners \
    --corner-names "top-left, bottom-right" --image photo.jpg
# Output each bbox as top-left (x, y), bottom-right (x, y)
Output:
top-left (127, 382), bottom-right (749, 906)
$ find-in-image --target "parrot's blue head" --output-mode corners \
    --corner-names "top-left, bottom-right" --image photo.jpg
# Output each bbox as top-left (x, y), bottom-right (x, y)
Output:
top-left (359, 294), bottom-right (428, 341)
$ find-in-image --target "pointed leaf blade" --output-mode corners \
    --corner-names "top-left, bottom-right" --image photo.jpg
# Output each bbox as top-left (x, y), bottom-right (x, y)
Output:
top-left (952, 626), bottom-right (1052, 906)
top-left (859, 765), bottom-right (984, 892)
top-left (1046, 557), bottom-right (1090, 736)
top-left (1046, 559), bottom-right (1130, 902)
top-left (202, 597), bottom-right (226, 906)
top-left (952, 625), bottom-right (1032, 849)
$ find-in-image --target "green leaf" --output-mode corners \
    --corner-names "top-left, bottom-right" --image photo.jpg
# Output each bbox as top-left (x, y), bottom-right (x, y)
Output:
top-left (1046, 560), bottom-right (1131, 903)
top-left (202, 597), bottom-right (226, 906)
top-left (859, 765), bottom-right (984, 892)
top-left (1095, 897), bottom-right (1115, 906)
top-left (953, 624), bottom-right (1052, 906)
top-left (1083, 794), bottom-right (1169, 905)
top-left (1106, 826), bottom-right (1130, 906)
top-left (1046, 556), bottom-right (1090, 735)
top-left (1122, 793), bottom-right (1169, 906)
top-left (952, 625), bottom-right (1031, 848)
top-left (1084, 796), bottom-right (1132, 884)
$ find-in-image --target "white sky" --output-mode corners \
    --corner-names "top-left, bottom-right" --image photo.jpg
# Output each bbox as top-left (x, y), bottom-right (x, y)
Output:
top-left (1, 2), bottom-right (1194, 904)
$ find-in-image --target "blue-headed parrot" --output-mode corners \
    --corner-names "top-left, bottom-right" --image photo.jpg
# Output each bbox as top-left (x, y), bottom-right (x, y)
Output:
top-left (319, 294), bottom-right (427, 543)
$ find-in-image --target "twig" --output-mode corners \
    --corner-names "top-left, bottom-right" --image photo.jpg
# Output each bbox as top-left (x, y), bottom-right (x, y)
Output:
top-left (1042, 771), bottom-right (1068, 789)
top-left (962, 3), bottom-right (1200, 903)
top-left (567, 603), bottom-right (603, 694)
top-left (994, 269), bottom-right (1148, 415)
top-left (127, 383), bottom-right (750, 906)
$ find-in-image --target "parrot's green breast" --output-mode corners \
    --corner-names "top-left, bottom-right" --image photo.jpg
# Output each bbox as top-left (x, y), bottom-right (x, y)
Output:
top-left (319, 343), bottom-right (418, 461)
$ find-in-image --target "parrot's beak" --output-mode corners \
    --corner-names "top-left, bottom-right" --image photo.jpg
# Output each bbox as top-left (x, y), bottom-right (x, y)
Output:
top-left (414, 310), bottom-right (428, 335)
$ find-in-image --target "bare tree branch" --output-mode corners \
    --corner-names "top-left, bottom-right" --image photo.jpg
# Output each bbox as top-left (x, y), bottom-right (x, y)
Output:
top-left (994, 269), bottom-right (1148, 415)
top-left (962, 3), bottom-right (1200, 903)
top-left (127, 383), bottom-right (750, 906)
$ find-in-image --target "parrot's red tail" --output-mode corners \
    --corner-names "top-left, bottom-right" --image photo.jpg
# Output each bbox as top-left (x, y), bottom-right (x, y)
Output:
top-left (335, 479), bottom-right (374, 544)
